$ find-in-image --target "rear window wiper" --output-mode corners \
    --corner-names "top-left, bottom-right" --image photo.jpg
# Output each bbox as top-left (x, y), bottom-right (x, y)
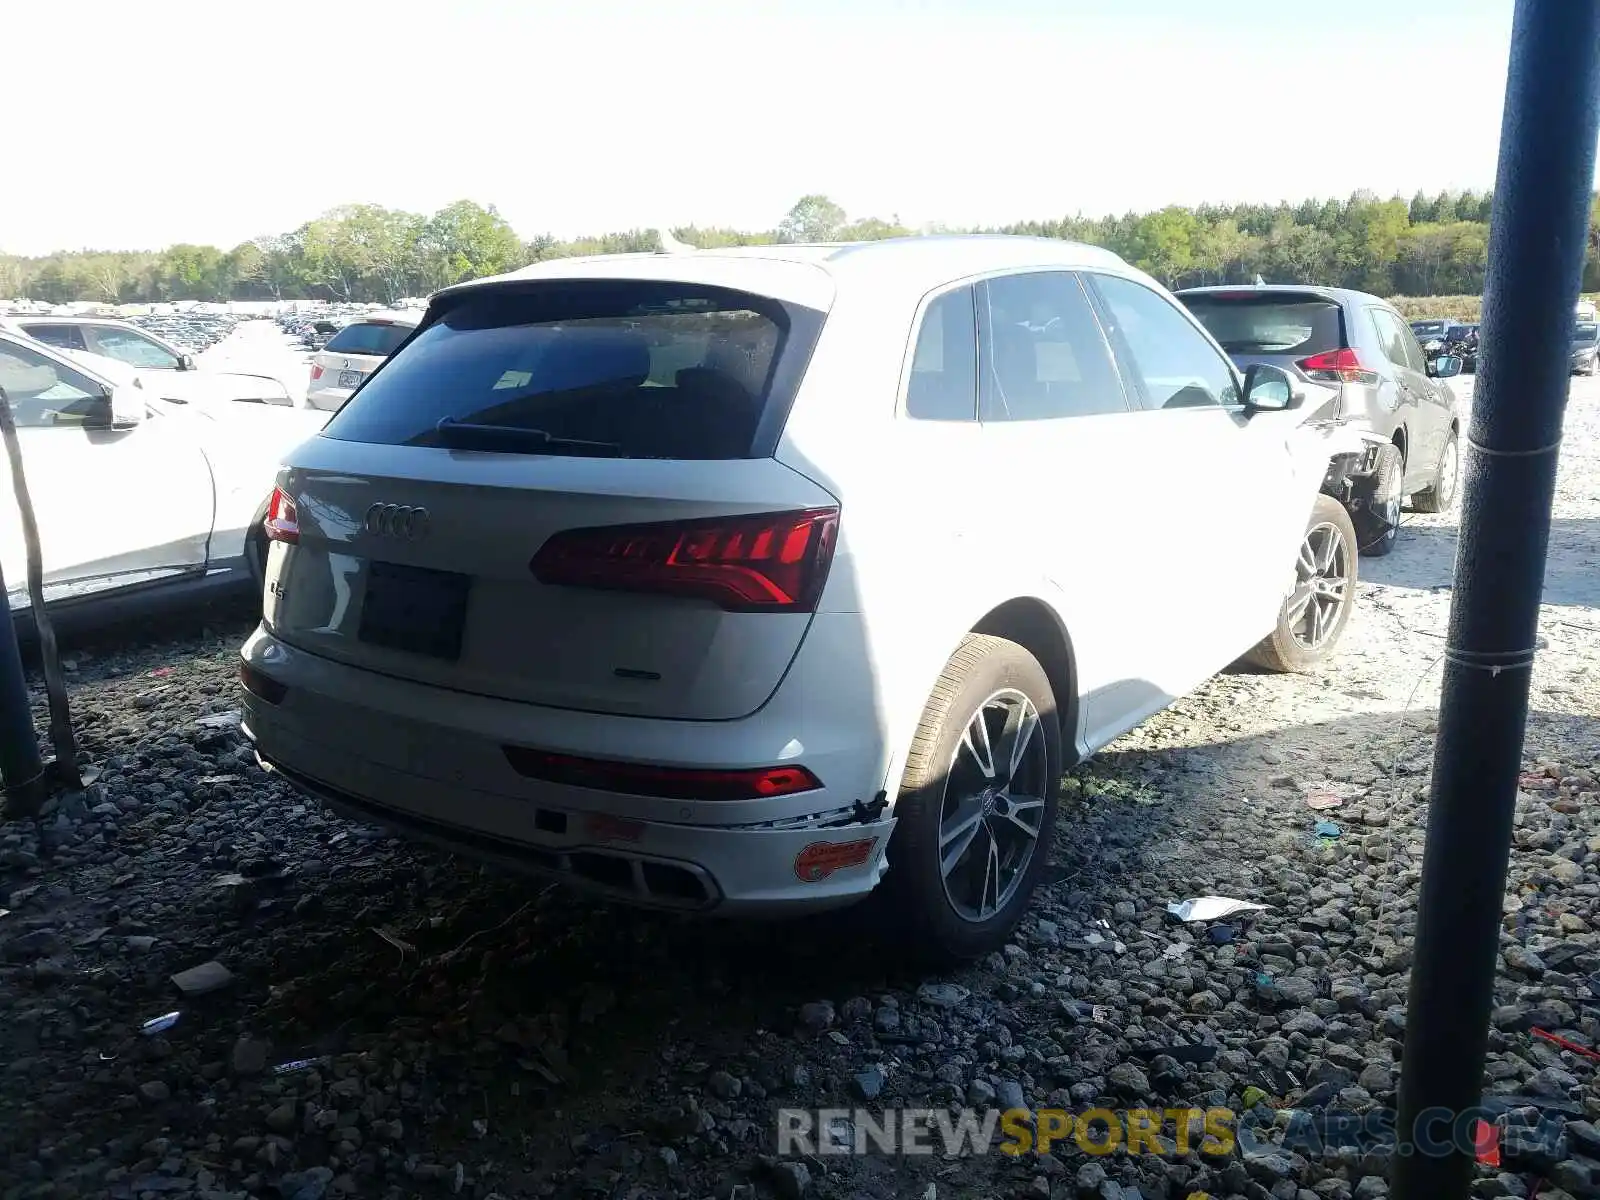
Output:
top-left (432, 417), bottom-right (622, 456)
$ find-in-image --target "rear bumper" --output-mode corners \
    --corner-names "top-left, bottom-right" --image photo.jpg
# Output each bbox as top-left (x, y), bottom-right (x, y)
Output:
top-left (304, 385), bottom-right (354, 411)
top-left (237, 624), bottom-right (897, 916)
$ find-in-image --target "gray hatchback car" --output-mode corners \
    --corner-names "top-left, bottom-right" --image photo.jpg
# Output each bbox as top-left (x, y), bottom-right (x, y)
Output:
top-left (1176, 284), bottom-right (1462, 556)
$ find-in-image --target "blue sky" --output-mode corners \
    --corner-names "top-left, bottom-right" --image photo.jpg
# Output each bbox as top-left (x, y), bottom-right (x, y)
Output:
top-left (2, 0), bottom-right (1518, 255)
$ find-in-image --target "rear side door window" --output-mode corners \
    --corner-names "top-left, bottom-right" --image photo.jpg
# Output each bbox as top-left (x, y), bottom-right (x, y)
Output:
top-left (977, 271), bottom-right (1127, 421)
top-left (1087, 274), bottom-right (1240, 410)
top-left (904, 286), bottom-right (978, 421)
top-left (1371, 309), bottom-right (1424, 374)
top-left (21, 324), bottom-right (88, 352)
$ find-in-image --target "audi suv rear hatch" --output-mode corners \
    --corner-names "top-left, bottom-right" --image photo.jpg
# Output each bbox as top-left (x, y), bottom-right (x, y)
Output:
top-left (264, 276), bottom-right (837, 721)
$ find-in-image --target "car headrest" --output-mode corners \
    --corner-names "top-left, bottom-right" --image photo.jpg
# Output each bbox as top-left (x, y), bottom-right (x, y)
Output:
top-left (540, 328), bottom-right (651, 391)
top-left (990, 322), bottom-right (1037, 389)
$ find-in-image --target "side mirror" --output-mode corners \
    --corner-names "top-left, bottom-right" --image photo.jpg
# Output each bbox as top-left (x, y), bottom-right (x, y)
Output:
top-left (178, 354), bottom-right (196, 372)
top-left (1429, 355), bottom-right (1463, 379)
top-left (1241, 363), bottom-right (1302, 413)
top-left (84, 384), bottom-right (146, 431)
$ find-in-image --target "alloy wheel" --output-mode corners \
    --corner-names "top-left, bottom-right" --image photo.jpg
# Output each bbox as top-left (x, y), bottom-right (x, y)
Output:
top-left (937, 689), bottom-right (1049, 924)
top-left (1437, 438), bottom-right (1460, 508)
top-left (1286, 522), bottom-right (1351, 650)
top-left (1382, 493), bottom-right (1401, 540)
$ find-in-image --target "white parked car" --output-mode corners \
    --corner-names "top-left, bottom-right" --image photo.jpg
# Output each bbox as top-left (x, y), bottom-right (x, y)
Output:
top-left (239, 236), bottom-right (1363, 960)
top-left (305, 311), bottom-right (420, 410)
top-left (0, 316), bottom-right (295, 407)
top-left (0, 329), bottom-right (326, 624)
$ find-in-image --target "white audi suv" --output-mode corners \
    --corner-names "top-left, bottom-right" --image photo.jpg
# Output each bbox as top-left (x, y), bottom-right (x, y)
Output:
top-left (239, 236), bottom-right (1359, 960)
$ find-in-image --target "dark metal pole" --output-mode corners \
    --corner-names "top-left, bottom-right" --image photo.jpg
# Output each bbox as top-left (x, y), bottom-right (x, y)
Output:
top-left (0, 561), bottom-right (44, 818)
top-left (1392, 3), bottom-right (1600, 1197)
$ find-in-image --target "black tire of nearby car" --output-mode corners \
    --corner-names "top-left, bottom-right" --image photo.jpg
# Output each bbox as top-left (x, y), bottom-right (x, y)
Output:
top-left (882, 633), bottom-right (1062, 964)
top-left (1351, 443), bottom-right (1404, 559)
top-left (246, 527), bottom-right (269, 595)
top-left (1411, 428), bottom-right (1460, 514)
top-left (1246, 494), bottom-right (1359, 675)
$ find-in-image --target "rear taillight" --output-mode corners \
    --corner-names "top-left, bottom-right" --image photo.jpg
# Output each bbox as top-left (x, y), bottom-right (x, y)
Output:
top-left (530, 508), bottom-right (839, 612)
top-left (1298, 347), bottom-right (1380, 386)
top-left (264, 487), bottom-right (299, 545)
top-left (503, 746), bottom-right (822, 801)
top-left (309, 364), bottom-right (324, 382)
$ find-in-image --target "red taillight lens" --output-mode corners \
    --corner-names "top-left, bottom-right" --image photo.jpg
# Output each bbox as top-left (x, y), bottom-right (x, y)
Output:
top-left (1298, 347), bottom-right (1380, 386)
top-left (309, 364), bottom-right (324, 382)
top-left (530, 508), bottom-right (839, 612)
top-left (264, 486), bottom-right (299, 545)
top-left (503, 746), bottom-right (822, 801)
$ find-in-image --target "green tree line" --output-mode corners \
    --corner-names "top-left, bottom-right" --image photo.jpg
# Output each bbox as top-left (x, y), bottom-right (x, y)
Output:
top-left (8, 189), bottom-right (1600, 306)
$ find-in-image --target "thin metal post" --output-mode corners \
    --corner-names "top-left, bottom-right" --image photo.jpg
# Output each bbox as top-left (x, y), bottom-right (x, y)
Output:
top-left (1392, 2), bottom-right (1600, 1195)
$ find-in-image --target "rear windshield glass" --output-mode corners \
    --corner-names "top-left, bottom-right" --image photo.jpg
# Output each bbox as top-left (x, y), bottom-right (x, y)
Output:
top-left (1411, 321), bottom-right (1449, 337)
top-left (320, 282), bottom-right (793, 459)
top-left (325, 321), bottom-right (413, 356)
top-left (1179, 296), bottom-right (1344, 356)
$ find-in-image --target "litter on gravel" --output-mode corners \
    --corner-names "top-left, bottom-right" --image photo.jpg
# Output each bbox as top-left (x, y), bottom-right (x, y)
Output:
top-left (140, 1011), bottom-right (181, 1036)
top-left (1165, 896), bottom-right (1271, 922)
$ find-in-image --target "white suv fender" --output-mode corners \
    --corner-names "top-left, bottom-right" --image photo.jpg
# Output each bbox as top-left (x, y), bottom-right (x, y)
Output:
top-left (867, 580), bottom-right (1082, 810)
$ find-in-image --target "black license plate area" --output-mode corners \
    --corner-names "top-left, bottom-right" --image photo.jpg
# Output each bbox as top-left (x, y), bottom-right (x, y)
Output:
top-left (358, 561), bottom-right (471, 660)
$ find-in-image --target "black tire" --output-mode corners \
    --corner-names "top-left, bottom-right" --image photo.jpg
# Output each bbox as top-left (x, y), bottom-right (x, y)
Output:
top-left (882, 633), bottom-right (1062, 963)
top-left (1411, 428), bottom-right (1459, 514)
top-left (246, 527), bottom-right (269, 596)
top-left (1246, 494), bottom-right (1358, 674)
top-left (1350, 443), bottom-right (1404, 558)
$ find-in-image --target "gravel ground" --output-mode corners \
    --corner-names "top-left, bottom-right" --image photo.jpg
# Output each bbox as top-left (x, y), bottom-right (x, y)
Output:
top-left (1, 373), bottom-right (1597, 1200)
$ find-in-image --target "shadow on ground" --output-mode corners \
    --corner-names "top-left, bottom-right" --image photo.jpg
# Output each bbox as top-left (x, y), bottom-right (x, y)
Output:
top-left (1362, 516), bottom-right (1599, 612)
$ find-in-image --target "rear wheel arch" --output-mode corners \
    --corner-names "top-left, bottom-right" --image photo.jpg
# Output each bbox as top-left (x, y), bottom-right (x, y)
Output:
top-left (970, 597), bottom-right (1079, 764)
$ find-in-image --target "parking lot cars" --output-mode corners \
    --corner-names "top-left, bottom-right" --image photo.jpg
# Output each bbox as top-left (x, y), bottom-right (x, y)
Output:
top-left (128, 312), bottom-right (246, 354)
top-left (1445, 321), bottom-right (1479, 372)
top-left (1574, 318), bottom-right (1600, 374)
top-left (239, 236), bottom-right (1368, 960)
top-left (305, 311), bottom-right (421, 409)
top-left (1, 316), bottom-right (294, 407)
top-left (1409, 317), bottom-right (1453, 346)
top-left (1177, 284), bottom-right (1462, 558)
top-left (0, 328), bottom-right (327, 625)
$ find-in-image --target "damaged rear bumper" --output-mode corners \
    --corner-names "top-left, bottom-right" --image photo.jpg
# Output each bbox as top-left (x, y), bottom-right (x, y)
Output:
top-left (237, 626), bottom-right (897, 917)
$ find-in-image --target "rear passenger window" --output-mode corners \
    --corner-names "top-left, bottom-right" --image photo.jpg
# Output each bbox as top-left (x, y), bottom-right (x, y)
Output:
top-left (1372, 309), bottom-right (1424, 372)
top-left (1090, 274), bottom-right (1240, 409)
top-left (905, 287), bottom-right (977, 421)
top-left (21, 325), bottom-right (87, 352)
top-left (979, 272), bottom-right (1125, 421)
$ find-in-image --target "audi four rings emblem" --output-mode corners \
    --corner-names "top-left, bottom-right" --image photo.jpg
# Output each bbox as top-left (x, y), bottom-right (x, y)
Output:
top-left (364, 503), bottom-right (430, 539)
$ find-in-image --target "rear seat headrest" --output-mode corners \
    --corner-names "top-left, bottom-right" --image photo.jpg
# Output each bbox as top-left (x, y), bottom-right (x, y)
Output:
top-left (540, 327), bottom-right (651, 390)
